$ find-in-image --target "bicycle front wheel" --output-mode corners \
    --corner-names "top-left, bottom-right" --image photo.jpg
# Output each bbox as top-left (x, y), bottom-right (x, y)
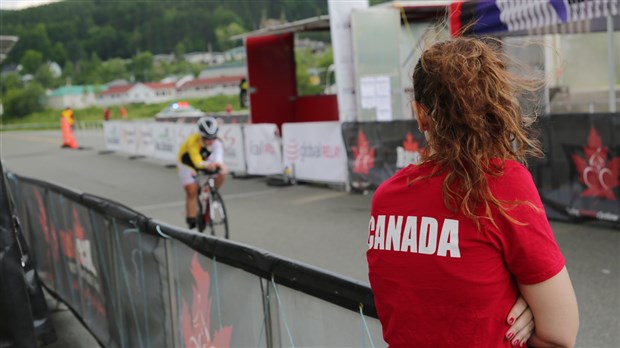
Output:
top-left (207, 191), bottom-right (229, 239)
top-left (196, 196), bottom-right (208, 233)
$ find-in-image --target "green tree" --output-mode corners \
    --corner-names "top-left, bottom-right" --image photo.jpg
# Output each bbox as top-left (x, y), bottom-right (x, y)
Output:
top-left (129, 51), bottom-right (154, 82)
top-left (62, 61), bottom-right (75, 85)
top-left (174, 42), bottom-right (186, 62)
top-left (50, 42), bottom-right (68, 66)
top-left (3, 82), bottom-right (46, 118)
top-left (215, 23), bottom-right (245, 51)
top-left (20, 50), bottom-right (44, 75)
top-left (99, 58), bottom-right (128, 83)
top-left (7, 23), bottom-right (52, 64)
top-left (35, 64), bottom-right (59, 88)
top-left (0, 73), bottom-right (22, 95)
top-left (73, 53), bottom-right (103, 84)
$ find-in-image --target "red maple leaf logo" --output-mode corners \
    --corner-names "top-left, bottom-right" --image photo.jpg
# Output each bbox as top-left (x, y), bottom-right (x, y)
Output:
top-left (571, 127), bottom-right (620, 200)
top-left (352, 130), bottom-right (375, 174)
top-left (182, 254), bottom-right (233, 348)
top-left (34, 190), bottom-right (59, 262)
top-left (403, 132), bottom-right (420, 152)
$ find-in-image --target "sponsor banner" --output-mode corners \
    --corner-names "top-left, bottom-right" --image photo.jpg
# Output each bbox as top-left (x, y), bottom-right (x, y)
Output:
top-left (282, 121), bottom-right (348, 184)
top-left (9, 172), bottom-right (382, 347)
top-left (44, 190), bottom-right (83, 311)
top-left (135, 122), bottom-right (156, 157)
top-left (109, 219), bottom-right (167, 348)
top-left (268, 279), bottom-right (385, 347)
top-left (343, 115), bottom-right (619, 226)
top-left (172, 245), bottom-right (265, 347)
top-left (341, 120), bottom-right (426, 190)
top-left (539, 114), bottom-right (619, 226)
top-left (152, 122), bottom-right (177, 162)
top-left (70, 203), bottom-right (109, 341)
top-left (219, 124), bottom-right (246, 173)
top-left (119, 122), bottom-right (139, 155)
top-left (22, 184), bottom-right (60, 291)
top-left (103, 121), bottom-right (121, 151)
top-left (243, 124), bottom-right (283, 176)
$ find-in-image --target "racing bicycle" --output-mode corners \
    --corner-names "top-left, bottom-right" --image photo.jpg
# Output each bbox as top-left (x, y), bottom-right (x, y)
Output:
top-left (195, 168), bottom-right (229, 239)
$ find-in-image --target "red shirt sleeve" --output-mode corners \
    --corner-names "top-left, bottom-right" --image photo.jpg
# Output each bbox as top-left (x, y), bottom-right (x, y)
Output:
top-left (487, 162), bottom-right (566, 285)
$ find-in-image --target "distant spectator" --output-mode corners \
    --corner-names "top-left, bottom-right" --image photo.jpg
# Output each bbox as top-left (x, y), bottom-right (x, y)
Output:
top-left (119, 106), bottom-right (127, 119)
top-left (239, 78), bottom-right (248, 108)
top-left (103, 107), bottom-right (111, 121)
top-left (61, 107), bottom-right (75, 130)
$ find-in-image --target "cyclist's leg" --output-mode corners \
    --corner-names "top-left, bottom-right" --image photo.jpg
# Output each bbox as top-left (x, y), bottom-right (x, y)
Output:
top-left (178, 163), bottom-right (199, 229)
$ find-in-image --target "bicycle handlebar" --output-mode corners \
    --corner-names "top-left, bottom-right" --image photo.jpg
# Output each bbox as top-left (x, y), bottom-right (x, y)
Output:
top-left (197, 167), bottom-right (221, 175)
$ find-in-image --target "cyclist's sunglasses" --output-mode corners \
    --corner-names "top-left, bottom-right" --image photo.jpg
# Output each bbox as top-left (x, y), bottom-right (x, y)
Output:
top-left (201, 136), bottom-right (217, 141)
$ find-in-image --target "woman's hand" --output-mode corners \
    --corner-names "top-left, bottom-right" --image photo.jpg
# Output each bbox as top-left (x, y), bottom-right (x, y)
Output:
top-left (505, 295), bottom-right (534, 347)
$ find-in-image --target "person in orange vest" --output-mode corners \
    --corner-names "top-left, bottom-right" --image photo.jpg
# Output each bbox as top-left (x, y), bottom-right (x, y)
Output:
top-left (119, 106), bottom-right (127, 119)
top-left (60, 106), bottom-right (78, 149)
top-left (61, 107), bottom-right (75, 130)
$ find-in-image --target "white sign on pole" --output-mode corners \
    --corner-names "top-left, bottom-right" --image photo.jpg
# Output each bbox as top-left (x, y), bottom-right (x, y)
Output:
top-left (282, 122), bottom-right (348, 184)
top-left (243, 124), bottom-right (283, 176)
top-left (328, 0), bottom-right (369, 122)
top-left (219, 124), bottom-right (246, 174)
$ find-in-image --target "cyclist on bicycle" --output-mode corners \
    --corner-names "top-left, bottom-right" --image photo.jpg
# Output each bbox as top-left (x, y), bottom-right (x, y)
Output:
top-left (177, 116), bottom-right (228, 230)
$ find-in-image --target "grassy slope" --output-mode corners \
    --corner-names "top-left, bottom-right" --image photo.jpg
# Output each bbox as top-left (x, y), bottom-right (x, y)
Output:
top-left (1, 95), bottom-right (245, 129)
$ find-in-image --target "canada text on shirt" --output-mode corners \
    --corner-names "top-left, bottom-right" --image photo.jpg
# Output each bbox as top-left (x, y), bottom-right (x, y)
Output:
top-left (368, 215), bottom-right (461, 258)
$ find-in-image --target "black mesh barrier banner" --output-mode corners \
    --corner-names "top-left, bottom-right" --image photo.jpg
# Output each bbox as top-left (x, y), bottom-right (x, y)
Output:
top-left (168, 240), bottom-right (266, 347)
top-left (538, 114), bottom-right (620, 227)
top-left (341, 115), bottom-right (619, 227)
top-left (105, 217), bottom-right (168, 348)
top-left (7, 173), bottom-right (382, 347)
top-left (341, 120), bottom-right (426, 191)
top-left (10, 180), bottom-right (59, 291)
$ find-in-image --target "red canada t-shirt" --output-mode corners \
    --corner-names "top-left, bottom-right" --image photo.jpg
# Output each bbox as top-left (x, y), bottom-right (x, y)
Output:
top-left (367, 160), bottom-right (565, 347)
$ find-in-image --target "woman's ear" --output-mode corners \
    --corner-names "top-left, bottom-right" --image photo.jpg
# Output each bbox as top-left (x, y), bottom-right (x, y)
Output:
top-left (412, 101), bottom-right (429, 132)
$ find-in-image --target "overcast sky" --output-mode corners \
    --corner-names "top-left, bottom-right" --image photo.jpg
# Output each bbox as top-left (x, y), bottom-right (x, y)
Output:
top-left (0, 0), bottom-right (62, 10)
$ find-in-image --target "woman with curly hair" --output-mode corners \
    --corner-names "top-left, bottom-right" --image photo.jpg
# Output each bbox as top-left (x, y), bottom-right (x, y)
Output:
top-left (367, 37), bottom-right (578, 347)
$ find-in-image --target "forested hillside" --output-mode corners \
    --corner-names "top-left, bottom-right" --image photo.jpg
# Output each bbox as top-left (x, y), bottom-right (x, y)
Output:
top-left (1, 0), bottom-right (331, 65)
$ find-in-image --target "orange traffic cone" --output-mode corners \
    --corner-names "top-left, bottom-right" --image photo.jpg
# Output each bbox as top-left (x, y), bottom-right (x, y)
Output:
top-left (60, 118), bottom-right (78, 149)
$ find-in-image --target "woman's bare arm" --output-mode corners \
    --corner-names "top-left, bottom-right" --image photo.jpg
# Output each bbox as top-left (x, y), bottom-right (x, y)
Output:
top-left (519, 266), bottom-right (579, 348)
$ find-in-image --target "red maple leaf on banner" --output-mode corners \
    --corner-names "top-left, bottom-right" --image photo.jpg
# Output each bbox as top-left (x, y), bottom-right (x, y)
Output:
top-left (182, 254), bottom-right (233, 348)
top-left (571, 127), bottom-right (620, 200)
top-left (34, 190), bottom-right (59, 261)
top-left (403, 132), bottom-right (420, 152)
top-left (352, 130), bottom-right (375, 174)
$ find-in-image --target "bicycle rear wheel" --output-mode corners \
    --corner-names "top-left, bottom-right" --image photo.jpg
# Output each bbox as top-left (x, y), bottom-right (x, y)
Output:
top-left (207, 191), bottom-right (229, 239)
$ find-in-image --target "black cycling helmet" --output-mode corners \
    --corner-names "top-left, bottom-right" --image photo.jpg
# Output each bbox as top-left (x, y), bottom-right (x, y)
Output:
top-left (197, 116), bottom-right (219, 139)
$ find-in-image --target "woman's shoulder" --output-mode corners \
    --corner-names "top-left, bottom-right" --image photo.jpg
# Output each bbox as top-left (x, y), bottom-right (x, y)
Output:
top-left (500, 159), bottom-right (534, 182)
top-left (375, 163), bottom-right (431, 194)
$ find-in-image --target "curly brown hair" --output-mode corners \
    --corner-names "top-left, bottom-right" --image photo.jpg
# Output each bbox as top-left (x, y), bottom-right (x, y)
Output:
top-left (412, 37), bottom-right (544, 229)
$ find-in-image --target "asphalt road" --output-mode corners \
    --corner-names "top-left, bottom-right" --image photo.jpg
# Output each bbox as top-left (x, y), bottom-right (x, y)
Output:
top-left (1, 129), bottom-right (619, 347)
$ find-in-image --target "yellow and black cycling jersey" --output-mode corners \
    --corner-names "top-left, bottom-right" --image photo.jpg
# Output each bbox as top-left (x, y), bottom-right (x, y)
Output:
top-left (177, 133), bottom-right (224, 170)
